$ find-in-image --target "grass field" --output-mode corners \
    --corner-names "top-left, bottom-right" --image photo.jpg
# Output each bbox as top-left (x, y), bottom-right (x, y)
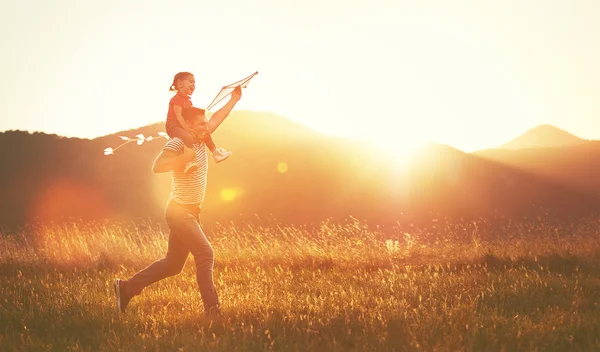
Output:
top-left (1, 216), bottom-right (600, 351)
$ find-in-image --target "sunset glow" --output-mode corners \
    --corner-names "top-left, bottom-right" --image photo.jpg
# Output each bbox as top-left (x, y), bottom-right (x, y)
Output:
top-left (2, 1), bottom-right (600, 152)
top-left (4, 2), bottom-right (600, 350)
top-left (277, 162), bottom-right (288, 173)
top-left (221, 188), bottom-right (240, 202)
top-left (372, 136), bottom-right (427, 167)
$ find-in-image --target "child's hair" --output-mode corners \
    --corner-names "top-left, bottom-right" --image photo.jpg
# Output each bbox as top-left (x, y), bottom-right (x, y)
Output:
top-left (169, 72), bottom-right (193, 92)
top-left (182, 106), bottom-right (206, 122)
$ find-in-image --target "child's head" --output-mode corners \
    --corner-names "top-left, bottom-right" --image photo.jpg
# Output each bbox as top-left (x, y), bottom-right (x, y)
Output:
top-left (169, 72), bottom-right (195, 95)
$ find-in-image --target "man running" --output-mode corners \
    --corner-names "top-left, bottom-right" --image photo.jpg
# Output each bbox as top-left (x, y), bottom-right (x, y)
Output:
top-left (113, 86), bottom-right (242, 318)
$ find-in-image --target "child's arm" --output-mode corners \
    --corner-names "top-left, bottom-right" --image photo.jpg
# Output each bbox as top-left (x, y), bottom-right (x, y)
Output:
top-left (173, 105), bottom-right (192, 131)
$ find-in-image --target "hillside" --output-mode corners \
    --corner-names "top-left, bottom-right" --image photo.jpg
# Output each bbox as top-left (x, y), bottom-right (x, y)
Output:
top-left (1, 112), bottom-right (599, 228)
top-left (475, 140), bottom-right (600, 197)
top-left (498, 124), bottom-right (586, 150)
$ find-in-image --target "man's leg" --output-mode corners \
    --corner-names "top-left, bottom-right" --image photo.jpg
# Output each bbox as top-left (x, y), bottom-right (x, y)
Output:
top-left (171, 209), bottom-right (220, 312)
top-left (125, 232), bottom-right (190, 296)
top-left (115, 226), bottom-right (190, 312)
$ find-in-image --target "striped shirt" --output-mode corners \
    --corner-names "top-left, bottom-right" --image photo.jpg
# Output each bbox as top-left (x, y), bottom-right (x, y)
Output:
top-left (163, 138), bottom-right (208, 205)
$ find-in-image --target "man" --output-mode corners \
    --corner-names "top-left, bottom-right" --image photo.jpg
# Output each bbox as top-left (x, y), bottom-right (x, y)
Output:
top-left (113, 86), bottom-right (242, 317)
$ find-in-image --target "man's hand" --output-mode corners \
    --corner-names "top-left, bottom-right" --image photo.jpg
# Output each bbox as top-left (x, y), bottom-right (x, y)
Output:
top-left (231, 86), bottom-right (242, 101)
top-left (152, 147), bottom-right (196, 174)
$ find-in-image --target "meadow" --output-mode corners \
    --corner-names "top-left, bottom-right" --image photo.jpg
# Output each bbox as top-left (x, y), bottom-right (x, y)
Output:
top-left (1, 216), bottom-right (600, 351)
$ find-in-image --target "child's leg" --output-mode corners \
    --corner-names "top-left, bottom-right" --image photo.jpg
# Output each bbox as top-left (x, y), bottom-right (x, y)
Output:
top-left (203, 133), bottom-right (217, 153)
top-left (169, 126), bottom-right (195, 149)
top-left (166, 126), bottom-right (199, 172)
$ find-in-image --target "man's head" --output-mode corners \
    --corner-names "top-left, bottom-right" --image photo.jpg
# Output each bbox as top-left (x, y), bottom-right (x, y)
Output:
top-left (182, 107), bottom-right (208, 140)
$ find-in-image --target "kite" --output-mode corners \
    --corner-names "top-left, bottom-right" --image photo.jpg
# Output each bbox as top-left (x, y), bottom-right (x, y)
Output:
top-left (206, 71), bottom-right (258, 111)
top-left (103, 71), bottom-right (258, 156)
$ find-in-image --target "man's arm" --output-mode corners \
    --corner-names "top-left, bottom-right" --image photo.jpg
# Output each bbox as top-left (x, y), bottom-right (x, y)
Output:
top-left (206, 86), bottom-right (242, 134)
top-left (152, 148), bottom-right (194, 174)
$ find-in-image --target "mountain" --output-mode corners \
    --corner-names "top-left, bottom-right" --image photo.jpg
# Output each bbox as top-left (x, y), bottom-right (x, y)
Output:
top-left (475, 124), bottom-right (600, 198)
top-left (475, 140), bottom-right (600, 198)
top-left (1, 112), bottom-right (599, 229)
top-left (498, 124), bottom-right (586, 150)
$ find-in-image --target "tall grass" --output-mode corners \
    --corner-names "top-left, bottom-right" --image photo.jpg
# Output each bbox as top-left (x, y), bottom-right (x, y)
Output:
top-left (1, 216), bottom-right (600, 351)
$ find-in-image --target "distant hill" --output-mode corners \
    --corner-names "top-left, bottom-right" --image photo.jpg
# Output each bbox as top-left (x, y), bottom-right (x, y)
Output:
top-left (475, 124), bottom-right (600, 199)
top-left (1, 112), bottom-right (599, 229)
top-left (475, 140), bottom-right (600, 198)
top-left (498, 124), bottom-right (586, 150)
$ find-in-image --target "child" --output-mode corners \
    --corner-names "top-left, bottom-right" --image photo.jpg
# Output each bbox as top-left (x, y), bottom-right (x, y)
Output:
top-left (165, 71), bottom-right (232, 172)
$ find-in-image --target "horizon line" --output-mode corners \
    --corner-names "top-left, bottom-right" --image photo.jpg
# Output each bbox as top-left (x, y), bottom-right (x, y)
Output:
top-left (0, 109), bottom-right (589, 154)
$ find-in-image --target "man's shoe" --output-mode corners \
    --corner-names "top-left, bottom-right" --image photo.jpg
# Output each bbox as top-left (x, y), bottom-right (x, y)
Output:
top-left (184, 161), bottom-right (199, 173)
top-left (114, 279), bottom-right (132, 313)
top-left (212, 148), bottom-right (232, 163)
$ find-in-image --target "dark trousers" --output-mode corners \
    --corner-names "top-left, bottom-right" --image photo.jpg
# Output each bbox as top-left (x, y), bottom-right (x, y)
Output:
top-left (167, 125), bottom-right (217, 152)
top-left (125, 200), bottom-right (219, 311)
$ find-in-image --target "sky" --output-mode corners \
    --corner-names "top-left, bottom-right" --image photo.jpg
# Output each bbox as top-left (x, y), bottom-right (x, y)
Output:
top-left (1, 0), bottom-right (599, 152)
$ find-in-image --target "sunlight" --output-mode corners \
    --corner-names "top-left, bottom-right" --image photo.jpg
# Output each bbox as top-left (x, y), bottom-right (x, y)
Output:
top-left (277, 162), bottom-right (288, 173)
top-left (221, 188), bottom-right (239, 201)
top-left (372, 134), bottom-right (429, 168)
top-left (30, 180), bottom-right (109, 222)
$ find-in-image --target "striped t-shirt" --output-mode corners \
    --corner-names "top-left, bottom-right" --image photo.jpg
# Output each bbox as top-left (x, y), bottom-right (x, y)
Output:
top-left (163, 138), bottom-right (208, 205)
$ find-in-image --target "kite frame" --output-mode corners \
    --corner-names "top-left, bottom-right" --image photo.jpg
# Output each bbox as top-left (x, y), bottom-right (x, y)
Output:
top-left (205, 71), bottom-right (258, 111)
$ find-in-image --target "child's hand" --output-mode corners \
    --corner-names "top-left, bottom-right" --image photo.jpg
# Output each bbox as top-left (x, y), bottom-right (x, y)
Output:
top-left (185, 127), bottom-right (196, 137)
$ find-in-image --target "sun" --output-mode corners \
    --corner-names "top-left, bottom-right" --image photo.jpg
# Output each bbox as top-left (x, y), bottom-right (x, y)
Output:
top-left (372, 133), bottom-right (429, 167)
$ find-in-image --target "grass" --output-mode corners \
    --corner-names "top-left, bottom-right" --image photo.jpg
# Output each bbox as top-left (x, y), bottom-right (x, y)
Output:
top-left (1, 216), bottom-right (600, 351)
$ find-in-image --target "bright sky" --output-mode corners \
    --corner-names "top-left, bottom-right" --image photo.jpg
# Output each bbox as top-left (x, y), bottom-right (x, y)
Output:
top-left (1, 0), bottom-right (599, 152)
